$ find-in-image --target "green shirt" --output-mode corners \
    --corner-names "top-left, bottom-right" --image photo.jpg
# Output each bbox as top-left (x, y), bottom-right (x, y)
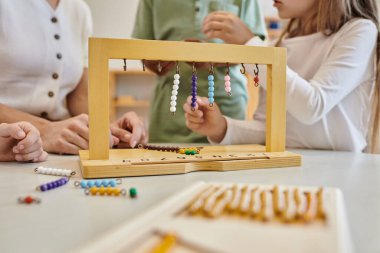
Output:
top-left (133, 0), bottom-right (266, 143)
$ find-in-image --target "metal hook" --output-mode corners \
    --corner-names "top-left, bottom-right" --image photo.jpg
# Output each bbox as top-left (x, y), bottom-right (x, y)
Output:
top-left (176, 61), bottom-right (179, 74)
top-left (142, 59), bottom-right (146, 72)
top-left (254, 64), bottom-right (259, 75)
top-left (226, 62), bottom-right (230, 75)
top-left (123, 59), bottom-right (127, 71)
top-left (157, 61), bottom-right (162, 73)
top-left (209, 63), bottom-right (214, 75)
top-left (192, 62), bottom-right (196, 74)
top-left (240, 63), bottom-right (246, 74)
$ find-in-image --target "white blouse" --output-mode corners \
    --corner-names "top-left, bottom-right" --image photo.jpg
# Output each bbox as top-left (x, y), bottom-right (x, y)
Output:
top-left (215, 19), bottom-right (377, 152)
top-left (0, 0), bottom-right (92, 120)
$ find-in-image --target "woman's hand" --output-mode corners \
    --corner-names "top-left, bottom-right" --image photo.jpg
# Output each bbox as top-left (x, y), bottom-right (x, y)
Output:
top-left (183, 96), bottom-right (227, 143)
top-left (202, 11), bottom-right (254, 45)
top-left (0, 122), bottom-right (47, 162)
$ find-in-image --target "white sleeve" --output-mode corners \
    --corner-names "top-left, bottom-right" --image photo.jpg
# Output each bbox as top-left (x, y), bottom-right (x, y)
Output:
top-left (208, 116), bottom-right (266, 145)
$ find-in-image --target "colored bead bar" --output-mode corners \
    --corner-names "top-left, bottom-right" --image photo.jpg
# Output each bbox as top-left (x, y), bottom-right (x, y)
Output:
top-left (138, 144), bottom-right (202, 155)
top-left (18, 196), bottom-right (41, 204)
top-left (129, 187), bottom-right (138, 198)
top-left (36, 177), bottom-right (69, 192)
top-left (170, 63), bottom-right (180, 114)
top-left (74, 179), bottom-right (122, 188)
top-left (208, 64), bottom-right (215, 107)
top-left (253, 64), bottom-right (260, 87)
top-left (35, 166), bottom-right (76, 177)
top-left (85, 186), bottom-right (127, 197)
top-left (225, 63), bottom-right (232, 96)
top-left (191, 63), bottom-right (197, 111)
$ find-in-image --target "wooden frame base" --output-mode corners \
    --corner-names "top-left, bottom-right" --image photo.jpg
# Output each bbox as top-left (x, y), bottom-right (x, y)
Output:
top-left (79, 145), bottom-right (301, 179)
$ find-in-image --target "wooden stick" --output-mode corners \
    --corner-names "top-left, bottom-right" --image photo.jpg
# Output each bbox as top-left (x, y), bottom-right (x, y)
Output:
top-left (249, 187), bottom-right (259, 218)
top-left (293, 188), bottom-right (302, 221)
top-left (281, 189), bottom-right (292, 223)
top-left (272, 185), bottom-right (282, 216)
top-left (188, 185), bottom-right (217, 215)
top-left (151, 233), bottom-right (176, 253)
top-left (238, 185), bottom-right (249, 215)
top-left (226, 185), bottom-right (240, 212)
top-left (203, 187), bottom-right (227, 216)
top-left (208, 189), bottom-right (233, 218)
top-left (303, 192), bottom-right (313, 223)
top-left (316, 187), bottom-right (326, 221)
top-left (257, 191), bottom-right (269, 222)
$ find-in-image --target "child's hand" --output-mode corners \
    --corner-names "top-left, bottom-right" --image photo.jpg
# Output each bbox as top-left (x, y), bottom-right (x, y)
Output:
top-left (183, 96), bottom-right (227, 143)
top-left (110, 111), bottom-right (148, 148)
top-left (0, 122), bottom-right (48, 162)
top-left (202, 11), bottom-right (254, 45)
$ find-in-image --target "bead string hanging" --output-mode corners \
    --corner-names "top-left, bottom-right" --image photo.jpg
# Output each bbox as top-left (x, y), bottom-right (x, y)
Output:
top-left (85, 186), bottom-right (127, 197)
top-left (74, 179), bottom-right (122, 189)
top-left (208, 63), bottom-right (215, 107)
top-left (225, 63), bottom-right (231, 96)
top-left (138, 144), bottom-right (202, 155)
top-left (191, 62), bottom-right (197, 111)
top-left (18, 196), bottom-right (41, 204)
top-left (253, 64), bottom-right (260, 87)
top-left (36, 177), bottom-right (69, 192)
top-left (170, 62), bottom-right (180, 114)
top-left (35, 166), bottom-right (76, 177)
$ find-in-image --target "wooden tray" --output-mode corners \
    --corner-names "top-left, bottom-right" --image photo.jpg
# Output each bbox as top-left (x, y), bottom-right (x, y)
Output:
top-left (77, 182), bottom-right (352, 253)
top-left (79, 144), bottom-right (301, 178)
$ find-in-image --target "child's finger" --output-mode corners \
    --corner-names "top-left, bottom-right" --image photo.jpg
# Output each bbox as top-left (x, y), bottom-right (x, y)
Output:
top-left (13, 138), bottom-right (41, 154)
top-left (0, 123), bottom-right (25, 139)
top-left (34, 151), bottom-right (48, 162)
top-left (16, 130), bottom-right (41, 152)
top-left (15, 148), bottom-right (44, 162)
top-left (185, 111), bottom-right (204, 124)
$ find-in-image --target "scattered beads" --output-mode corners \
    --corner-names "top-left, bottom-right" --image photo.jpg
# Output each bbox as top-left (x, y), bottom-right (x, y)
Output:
top-left (170, 63), bottom-right (180, 114)
top-left (129, 187), bottom-right (138, 198)
top-left (225, 63), bottom-right (231, 96)
top-left (36, 177), bottom-right (69, 192)
top-left (35, 166), bottom-right (75, 177)
top-left (208, 64), bottom-right (215, 107)
top-left (138, 144), bottom-right (202, 155)
top-left (85, 186), bottom-right (127, 197)
top-left (74, 179), bottom-right (122, 188)
top-left (18, 196), bottom-right (41, 204)
top-left (191, 63), bottom-right (197, 111)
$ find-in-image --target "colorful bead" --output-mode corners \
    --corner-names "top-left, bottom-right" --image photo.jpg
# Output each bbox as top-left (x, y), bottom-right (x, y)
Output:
top-left (208, 64), bottom-right (215, 106)
top-left (18, 196), bottom-right (41, 204)
top-left (225, 72), bottom-right (231, 96)
top-left (74, 179), bottom-right (122, 188)
top-left (36, 177), bottom-right (69, 192)
top-left (253, 64), bottom-right (260, 87)
top-left (191, 63), bottom-right (197, 111)
top-left (170, 65), bottom-right (180, 114)
top-left (85, 186), bottom-right (126, 197)
top-left (35, 166), bottom-right (75, 177)
top-left (139, 144), bottom-right (202, 155)
top-left (129, 187), bottom-right (138, 198)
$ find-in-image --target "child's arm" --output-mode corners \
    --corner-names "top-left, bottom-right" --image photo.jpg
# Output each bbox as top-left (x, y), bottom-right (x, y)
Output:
top-left (0, 122), bottom-right (48, 162)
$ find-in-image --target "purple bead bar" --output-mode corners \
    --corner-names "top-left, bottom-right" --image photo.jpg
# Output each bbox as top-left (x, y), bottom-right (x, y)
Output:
top-left (37, 177), bottom-right (69, 192)
top-left (191, 74), bottom-right (197, 110)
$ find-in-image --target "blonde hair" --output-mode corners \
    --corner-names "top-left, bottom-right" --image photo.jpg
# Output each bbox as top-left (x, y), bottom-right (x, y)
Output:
top-left (276, 0), bottom-right (380, 153)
